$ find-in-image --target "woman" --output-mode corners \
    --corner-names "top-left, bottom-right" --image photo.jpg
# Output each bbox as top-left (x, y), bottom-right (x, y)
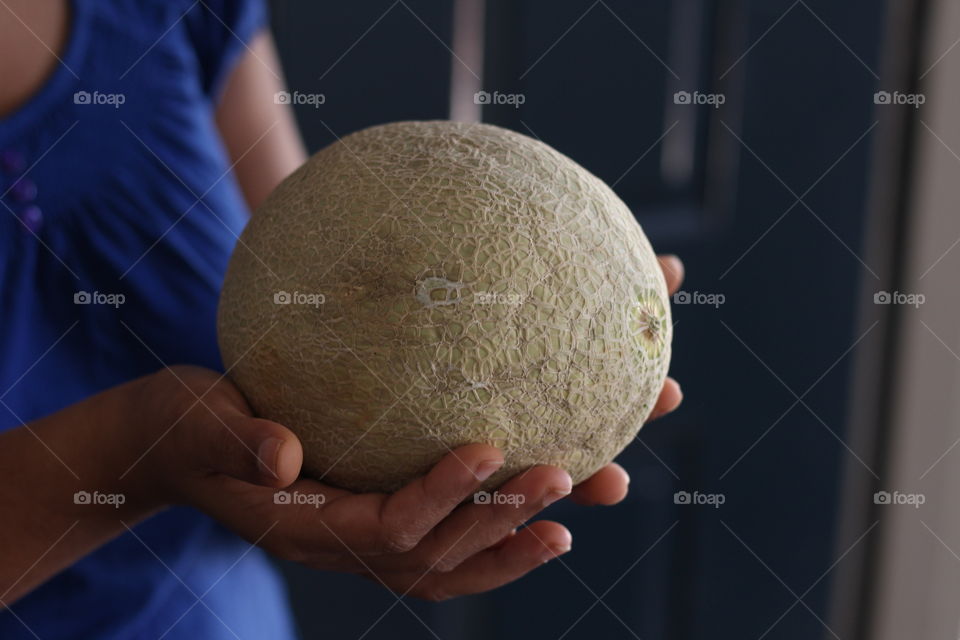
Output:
top-left (0, 0), bottom-right (684, 637)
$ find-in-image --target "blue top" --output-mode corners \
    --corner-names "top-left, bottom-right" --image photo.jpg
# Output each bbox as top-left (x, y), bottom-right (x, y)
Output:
top-left (0, 0), bottom-right (298, 638)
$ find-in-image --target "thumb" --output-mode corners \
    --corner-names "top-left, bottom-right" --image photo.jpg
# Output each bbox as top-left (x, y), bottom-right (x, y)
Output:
top-left (193, 414), bottom-right (303, 487)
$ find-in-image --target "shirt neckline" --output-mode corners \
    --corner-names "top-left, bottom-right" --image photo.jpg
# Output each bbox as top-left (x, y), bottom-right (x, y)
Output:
top-left (0, 0), bottom-right (90, 146)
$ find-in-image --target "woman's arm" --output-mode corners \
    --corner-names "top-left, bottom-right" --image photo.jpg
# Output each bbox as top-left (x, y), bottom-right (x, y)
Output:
top-left (0, 371), bottom-right (306, 606)
top-left (0, 254), bottom-right (684, 606)
top-left (0, 365), bottom-right (576, 606)
top-left (215, 30), bottom-right (308, 211)
top-left (0, 377), bottom-right (166, 606)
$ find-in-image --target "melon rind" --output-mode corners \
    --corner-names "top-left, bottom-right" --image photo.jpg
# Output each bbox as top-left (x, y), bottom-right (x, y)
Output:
top-left (218, 120), bottom-right (672, 493)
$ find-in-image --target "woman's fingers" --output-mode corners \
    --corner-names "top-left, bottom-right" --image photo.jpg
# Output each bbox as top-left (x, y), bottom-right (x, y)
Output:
top-left (377, 520), bottom-right (572, 601)
top-left (311, 444), bottom-right (505, 555)
top-left (374, 465), bottom-right (572, 574)
top-left (569, 462), bottom-right (630, 506)
top-left (371, 444), bottom-right (504, 552)
top-left (648, 377), bottom-right (682, 422)
top-left (214, 415), bottom-right (303, 487)
top-left (657, 254), bottom-right (685, 295)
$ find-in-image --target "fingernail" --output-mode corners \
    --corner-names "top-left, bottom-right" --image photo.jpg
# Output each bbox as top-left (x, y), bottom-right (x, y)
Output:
top-left (474, 458), bottom-right (504, 482)
top-left (543, 483), bottom-right (572, 507)
top-left (540, 543), bottom-right (572, 563)
top-left (258, 437), bottom-right (283, 479)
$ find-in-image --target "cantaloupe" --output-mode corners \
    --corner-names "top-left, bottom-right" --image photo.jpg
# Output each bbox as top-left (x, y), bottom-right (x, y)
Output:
top-left (218, 121), bottom-right (671, 493)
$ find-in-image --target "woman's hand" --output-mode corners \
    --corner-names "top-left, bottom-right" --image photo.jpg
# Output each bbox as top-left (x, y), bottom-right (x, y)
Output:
top-left (136, 366), bottom-right (573, 601)
top-left (132, 254), bottom-right (685, 601)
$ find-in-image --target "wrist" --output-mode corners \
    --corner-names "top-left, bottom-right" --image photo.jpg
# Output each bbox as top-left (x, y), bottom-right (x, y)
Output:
top-left (74, 374), bottom-right (172, 519)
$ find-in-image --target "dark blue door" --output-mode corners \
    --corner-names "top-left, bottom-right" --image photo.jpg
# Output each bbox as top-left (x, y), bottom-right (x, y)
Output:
top-left (270, 1), bottom-right (889, 638)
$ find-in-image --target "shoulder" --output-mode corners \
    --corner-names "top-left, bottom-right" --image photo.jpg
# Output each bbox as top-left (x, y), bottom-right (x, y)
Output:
top-left (180, 0), bottom-right (270, 97)
top-left (91, 0), bottom-right (268, 97)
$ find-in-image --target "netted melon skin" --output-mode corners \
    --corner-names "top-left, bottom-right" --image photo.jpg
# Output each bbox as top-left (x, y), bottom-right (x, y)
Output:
top-left (218, 121), bottom-right (672, 494)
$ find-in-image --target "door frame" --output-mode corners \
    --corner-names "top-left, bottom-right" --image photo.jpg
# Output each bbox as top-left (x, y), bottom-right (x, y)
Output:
top-left (829, 0), bottom-right (960, 637)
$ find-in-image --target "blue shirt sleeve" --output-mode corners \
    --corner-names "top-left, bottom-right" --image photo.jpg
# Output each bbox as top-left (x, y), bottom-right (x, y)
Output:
top-left (183, 0), bottom-right (268, 99)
